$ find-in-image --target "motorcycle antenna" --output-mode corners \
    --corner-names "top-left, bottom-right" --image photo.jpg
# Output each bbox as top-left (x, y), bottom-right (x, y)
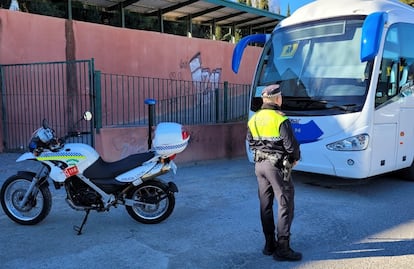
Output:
top-left (145, 98), bottom-right (157, 150)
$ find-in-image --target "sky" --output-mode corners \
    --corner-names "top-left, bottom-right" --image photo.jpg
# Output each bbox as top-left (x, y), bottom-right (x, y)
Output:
top-left (273, 0), bottom-right (315, 15)
top-left (231, 0), bottom-right (315, 16)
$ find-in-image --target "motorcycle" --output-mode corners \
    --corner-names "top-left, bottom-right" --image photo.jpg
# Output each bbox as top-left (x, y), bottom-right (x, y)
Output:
top-left (0, 112), bottom-right (190, 234)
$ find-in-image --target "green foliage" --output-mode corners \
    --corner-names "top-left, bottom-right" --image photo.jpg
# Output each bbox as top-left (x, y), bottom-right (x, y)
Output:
top-left (4, 0), bottom-right (413, 41)
top-left (400, 0), bottom-right (414, 5)
top-left (2, 0), bottom-right (216, 38)
top-left (259, 0), bottom-right (269, 10)
top-left (215, 26), bottom-right (222, 40)
top-left (238, 0), bottom-right (269, 10)
top-left (16, 0), bottom-right (66, 17)
top-left (0, 0), bottom-right (10, 8)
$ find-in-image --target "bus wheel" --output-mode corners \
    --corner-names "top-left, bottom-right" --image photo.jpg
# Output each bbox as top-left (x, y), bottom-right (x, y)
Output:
top-left (398, 161), bottom-right (414, 181)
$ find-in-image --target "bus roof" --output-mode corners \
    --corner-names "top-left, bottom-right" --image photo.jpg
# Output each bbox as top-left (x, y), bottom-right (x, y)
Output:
top-left (278, 0), bottom-right (414, 28)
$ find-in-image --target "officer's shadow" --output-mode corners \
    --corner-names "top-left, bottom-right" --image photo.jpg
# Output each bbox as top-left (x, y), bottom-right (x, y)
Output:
top-left (328, 238), bottom-right (414, 259)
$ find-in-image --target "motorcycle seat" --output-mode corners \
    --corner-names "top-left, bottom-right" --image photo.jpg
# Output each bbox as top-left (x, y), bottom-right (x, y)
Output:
top-left (83, 151), bottom-right (156, 179)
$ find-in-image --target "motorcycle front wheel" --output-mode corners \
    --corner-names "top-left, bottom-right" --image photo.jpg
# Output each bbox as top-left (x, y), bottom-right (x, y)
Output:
top-left (0, 174), bottom-right (52, 225)
top-left (126, 180), bottom-right (175, 224)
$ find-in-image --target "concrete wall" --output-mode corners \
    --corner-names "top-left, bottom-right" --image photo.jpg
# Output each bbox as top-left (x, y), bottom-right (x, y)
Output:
top-left (0, 9), bottom-right (259, 161)
top-left (0, 9), bottom-right (260, 82)
top-left (95, 122), bottom-right (248, 163)
top-left (0, 10), bottom-right (67, 62)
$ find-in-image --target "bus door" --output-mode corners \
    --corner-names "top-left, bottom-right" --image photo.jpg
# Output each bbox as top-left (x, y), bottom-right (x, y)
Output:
top-left (397, 108), bottom-right (414, 170)
top-left (372, 22), bottom-right (414, 175)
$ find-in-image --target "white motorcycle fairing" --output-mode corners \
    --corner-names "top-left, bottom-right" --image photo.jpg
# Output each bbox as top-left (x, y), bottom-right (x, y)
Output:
top-left (16, 143), bottom-right (100, 183)
top-left (115, 159), bottom-right (176, 186)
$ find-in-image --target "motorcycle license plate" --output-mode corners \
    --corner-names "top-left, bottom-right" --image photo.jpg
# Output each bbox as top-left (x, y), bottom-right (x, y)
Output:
top-left (64, 166), bottom-right (79, 177)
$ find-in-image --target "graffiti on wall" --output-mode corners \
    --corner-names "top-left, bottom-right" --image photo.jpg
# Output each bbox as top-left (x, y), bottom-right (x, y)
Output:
top-left (171, 52), bottom-right (222, 94)
top-left (188, 52), bottom-right (222, 94)
top-left (169, 52), bottom-right (223, 105)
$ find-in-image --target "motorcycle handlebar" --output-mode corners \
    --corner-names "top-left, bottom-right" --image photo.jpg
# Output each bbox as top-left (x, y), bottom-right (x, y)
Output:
top-left (62, 131), bottom-right (91, 139)
top-left (59, 131), bottom-right (92, 143)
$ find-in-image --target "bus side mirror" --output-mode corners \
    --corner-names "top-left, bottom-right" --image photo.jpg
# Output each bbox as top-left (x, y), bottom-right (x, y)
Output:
top-left (232, 34), bottom-right (268, 74)
top-left (360, 12), bottom-right (387, 62)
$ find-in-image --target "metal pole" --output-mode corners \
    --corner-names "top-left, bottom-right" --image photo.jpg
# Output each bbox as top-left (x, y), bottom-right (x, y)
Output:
top-left (145, 98), bottom-right (156, 150)
top-left (224, 81), bottom-right (228, 123)
top-left (68, 0), bottom-right (72, 20)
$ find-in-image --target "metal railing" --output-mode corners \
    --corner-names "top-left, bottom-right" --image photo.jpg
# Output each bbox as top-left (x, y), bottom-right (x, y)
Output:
top-left (98, 72), bottom-right (250, 127)
top-left (0, 59), bottom-right (251, 151)
top-left (0, 60), bottom-right (94, 150)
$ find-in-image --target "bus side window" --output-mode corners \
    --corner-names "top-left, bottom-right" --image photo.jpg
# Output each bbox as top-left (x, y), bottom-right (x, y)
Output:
top-left (386, 60), bottom-right (407, 98)
top-left (390, 24), bottom-right (414, 98)
top-left (375, 23), bottom-right (414, 107)
top-left (389, 62), bottom-right (399, 96)
top-left (407, 64), bottom-right (414, 85)
top-left (375, 59), bottom-right (392, 106)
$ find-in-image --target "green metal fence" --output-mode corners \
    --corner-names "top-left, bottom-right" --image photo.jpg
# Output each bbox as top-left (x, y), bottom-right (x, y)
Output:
top-left (0, 60), bottom-right (95, 151)
top-left (98, 72), bottom-right (250, 127)
top-left (0, 59), bottom-right (251, 151)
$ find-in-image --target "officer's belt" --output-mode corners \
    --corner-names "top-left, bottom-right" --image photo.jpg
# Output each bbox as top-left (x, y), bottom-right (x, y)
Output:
top-left (254, 150), bottom-right (281, 167)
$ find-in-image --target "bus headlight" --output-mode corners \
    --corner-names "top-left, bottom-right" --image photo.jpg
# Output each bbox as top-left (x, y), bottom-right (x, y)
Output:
top-left (326, 134), bottom-right (369, 151)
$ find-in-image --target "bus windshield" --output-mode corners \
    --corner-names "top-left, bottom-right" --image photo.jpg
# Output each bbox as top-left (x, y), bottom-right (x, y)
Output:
top-left (257, 17), bottom-right (370, 116)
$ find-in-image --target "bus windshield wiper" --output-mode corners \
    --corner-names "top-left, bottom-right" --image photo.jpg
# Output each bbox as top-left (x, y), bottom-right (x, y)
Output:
top-left (283, 98), bottom-right (328, 109)
top-left (284, 98), bottom-right (359, 111)
top-left (326, 103), bottom-right (358, 112)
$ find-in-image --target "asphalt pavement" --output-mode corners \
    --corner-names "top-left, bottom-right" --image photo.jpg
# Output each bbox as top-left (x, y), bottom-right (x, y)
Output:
top-left (1, 153), bottom-right (414, 269)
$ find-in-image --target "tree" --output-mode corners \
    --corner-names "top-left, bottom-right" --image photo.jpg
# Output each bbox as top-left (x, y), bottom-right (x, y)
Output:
top-left (240, 0), bottom-right (268, 10)
top-left (259, 0), bottom-right (269, 10)
top-left (400, 0), bottom-right (414, 6)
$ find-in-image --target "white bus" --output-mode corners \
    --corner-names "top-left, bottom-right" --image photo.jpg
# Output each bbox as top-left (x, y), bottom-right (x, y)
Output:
top-left (233, 0), bottom-right (414, 179)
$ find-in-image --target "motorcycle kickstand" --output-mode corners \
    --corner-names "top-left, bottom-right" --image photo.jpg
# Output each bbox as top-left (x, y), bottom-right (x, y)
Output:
top-left (74, 209), bottom-right (90, 235)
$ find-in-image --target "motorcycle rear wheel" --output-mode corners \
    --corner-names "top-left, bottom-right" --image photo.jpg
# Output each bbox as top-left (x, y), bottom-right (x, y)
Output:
top-left (126, 180), bottom-right (175, 224)
top-left (0, 174), bottom-right (52, 225)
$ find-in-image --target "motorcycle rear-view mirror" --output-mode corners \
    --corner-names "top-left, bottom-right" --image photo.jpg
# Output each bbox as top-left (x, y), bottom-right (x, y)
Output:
top-left (83, 111), bottom-right (92, 121)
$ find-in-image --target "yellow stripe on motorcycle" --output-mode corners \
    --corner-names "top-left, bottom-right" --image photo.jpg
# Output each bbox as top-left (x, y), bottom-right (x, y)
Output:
top-left (37, 153), bottom-right (86, 161)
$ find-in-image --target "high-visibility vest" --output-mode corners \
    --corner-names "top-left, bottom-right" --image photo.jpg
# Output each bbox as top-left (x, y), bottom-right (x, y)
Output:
top-left (248, 109), bottom-right (288, 141)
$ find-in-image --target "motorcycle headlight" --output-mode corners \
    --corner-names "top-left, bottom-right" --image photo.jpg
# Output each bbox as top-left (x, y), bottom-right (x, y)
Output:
top-left (326, 134), bottom-right (369, 151)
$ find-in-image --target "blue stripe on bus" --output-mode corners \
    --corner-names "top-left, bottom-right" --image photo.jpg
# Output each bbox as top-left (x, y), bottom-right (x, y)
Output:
top-left (292, 120), bottom-right (323, 144)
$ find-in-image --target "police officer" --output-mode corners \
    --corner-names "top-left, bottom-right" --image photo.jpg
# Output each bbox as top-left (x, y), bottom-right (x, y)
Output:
top-left (246, 84), bottom-right (301, 261)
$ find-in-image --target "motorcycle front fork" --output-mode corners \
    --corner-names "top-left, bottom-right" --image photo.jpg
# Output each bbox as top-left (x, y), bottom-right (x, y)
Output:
top-left (18, 166), bottom-right (49, 208)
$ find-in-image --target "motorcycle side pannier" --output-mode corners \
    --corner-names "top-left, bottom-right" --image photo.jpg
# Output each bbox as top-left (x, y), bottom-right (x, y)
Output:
top-left (152, 122), bottom-right (189, 156)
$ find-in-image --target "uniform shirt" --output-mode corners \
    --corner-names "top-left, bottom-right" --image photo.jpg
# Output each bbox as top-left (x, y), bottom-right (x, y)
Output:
top-left (247, 103), bottom-right (300, 162)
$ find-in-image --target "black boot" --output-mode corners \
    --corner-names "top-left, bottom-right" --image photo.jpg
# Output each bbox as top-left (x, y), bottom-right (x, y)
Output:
top-left (262, 234), bottom-right (277, 255)
top-left (273, 237), bottom-right (302, 261)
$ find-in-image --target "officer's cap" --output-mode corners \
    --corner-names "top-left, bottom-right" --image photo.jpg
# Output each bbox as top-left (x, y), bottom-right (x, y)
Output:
top-left (261, 84), bottom-right (281, 98)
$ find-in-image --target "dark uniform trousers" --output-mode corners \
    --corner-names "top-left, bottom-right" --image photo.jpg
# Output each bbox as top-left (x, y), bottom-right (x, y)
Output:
top-left (255, 159), bottom-right (295, 238)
